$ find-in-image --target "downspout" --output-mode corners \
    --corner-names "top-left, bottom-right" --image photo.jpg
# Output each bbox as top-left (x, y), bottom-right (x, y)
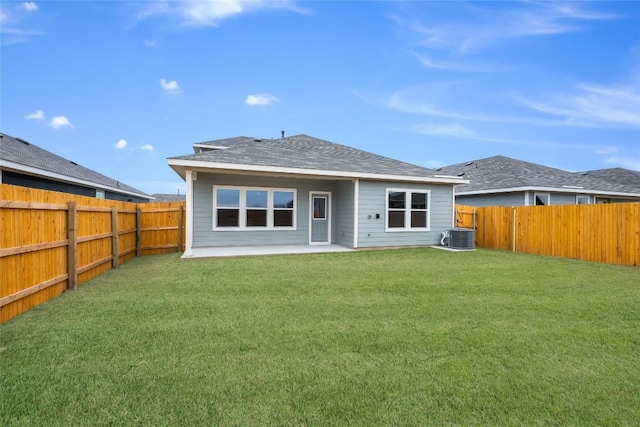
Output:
top-left (353, 179), bottom-right (359, 248)
top-left (451, 186), bottom-right (456, 229)
top-left (183, 169), bottom-right (195, 257)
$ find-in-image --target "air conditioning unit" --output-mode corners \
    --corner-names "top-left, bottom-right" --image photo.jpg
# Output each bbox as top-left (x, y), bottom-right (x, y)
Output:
top-left (447, 228), bottom-right (475, 249)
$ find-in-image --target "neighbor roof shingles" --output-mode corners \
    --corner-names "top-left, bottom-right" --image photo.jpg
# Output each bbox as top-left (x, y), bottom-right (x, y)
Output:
top-left (579, 168), bottom-right (640, 192)
top-left (437, 155), bottom-right (640, 194)
top-left (0, 133), bottom-right (150, 198)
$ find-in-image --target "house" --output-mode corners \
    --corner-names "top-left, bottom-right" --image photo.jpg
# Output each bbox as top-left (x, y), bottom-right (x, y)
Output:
top-left (151, 193), bottom-right (186, 202)
top-left (579, 168), bottom-right (640, 191)
top-left (167, 134), bottom-right (468, 256)
top-left (436, 155), bottom-right (640, 207)
top-left (0, 132), bottom-right (152, 202)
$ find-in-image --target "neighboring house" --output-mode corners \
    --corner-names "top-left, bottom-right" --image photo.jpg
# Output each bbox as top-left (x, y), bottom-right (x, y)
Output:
top-left (0, 132), bottom-right (152, 202)
top-left (436, 155), bottom-right (640, 207)
top-left (167, 134), bottom-right (468, 256)
top-left (579, 168), bottom-right (640, 192)
top-left (151, 193), bottom-right (186, 202)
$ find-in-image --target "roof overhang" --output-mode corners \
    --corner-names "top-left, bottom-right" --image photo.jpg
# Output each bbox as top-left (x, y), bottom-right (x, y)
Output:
top-left (192, 143), bottom-right (231, 153)
top-left (0, 159), bottom-right (153, 200)
top-left (456, 186), bottom-right (640, 198)
top-left (167, 158), bottom-right (470, 185)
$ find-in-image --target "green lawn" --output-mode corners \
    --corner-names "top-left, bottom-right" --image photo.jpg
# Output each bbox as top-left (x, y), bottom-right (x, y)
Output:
top-left (1, 248), bottom-right (639, 426)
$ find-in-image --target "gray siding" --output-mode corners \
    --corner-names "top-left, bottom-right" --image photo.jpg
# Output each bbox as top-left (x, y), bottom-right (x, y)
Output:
top-left (191, 173), bottom-right (456, 249)
top-left (456, 192), bottom-right (525, 207)
top-left (192, 173), bottom-right (341, 247)
top-left (356, 181), bottom-right (454, 248)
top-left (334, 181), bottom-right (355, 247)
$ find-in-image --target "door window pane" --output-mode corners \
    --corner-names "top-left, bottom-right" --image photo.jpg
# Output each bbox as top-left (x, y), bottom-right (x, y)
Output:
top-left (313, 197), bottom-right (326, 219)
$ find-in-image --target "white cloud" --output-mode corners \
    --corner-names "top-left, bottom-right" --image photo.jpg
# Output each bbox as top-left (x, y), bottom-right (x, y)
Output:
top-left (160, 78), bottom-right (181, 94)
top-left (22, 2), bottom-right (38, 12)
top-left (381, 82), bottom-right (555, 126)
top-left (137, 0), bottom-right (308, 27)
top-left (143, 39), bottom-right (156, 47)
top-left (412, 123), bottom-right (477, 138)
top-left (520, 80), bottom-right (640, 128)
top-left (115, 139), bottom-right (128, 149)
top-left (48, 116), bottom-right (71, 129)
top-left (141, 144), bottom-right (154, 151)
top-left (596, 146), bottom-right (618, 155)
top-left (245, 93), bottom-right (278, 106)
top-left (0, 2), bottom-right (42, 45)
top-left (401, 2), bottom-right (618, 55)
top-left (24, 109), bottom-right (44, 120)
top-left (412, 52), bottom-right (503, 73)
top-left (603, 156), bottom-right (640, 171)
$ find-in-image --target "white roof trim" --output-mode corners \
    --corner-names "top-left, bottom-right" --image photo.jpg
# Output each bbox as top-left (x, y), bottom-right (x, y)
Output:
top-left (456, 186), bottom-right (640, 198)
top-left (0, 159), bottom-right (152, 199)
top-left (192, 143), bottom-right (230, 150)
top-left (167, 158), bottom-right (470, 185)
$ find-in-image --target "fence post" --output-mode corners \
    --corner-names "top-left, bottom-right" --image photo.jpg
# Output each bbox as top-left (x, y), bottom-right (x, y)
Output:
top-left (178, 205), bottom-right (184, 252)
top-left (67, 201), bottom-right (77, 290)
top-left (512, 207), bottom-right (517, 252)
top-left (112, 206), bottom-right (119, 269)
top-left (136, 206), bottom-right (142, 257)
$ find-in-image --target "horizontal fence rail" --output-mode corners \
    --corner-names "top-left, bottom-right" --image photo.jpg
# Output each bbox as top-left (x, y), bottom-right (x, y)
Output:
top-left (1, 184), bottom-right (186, 324)
top-left (456, 203), bottom-right (640, 267)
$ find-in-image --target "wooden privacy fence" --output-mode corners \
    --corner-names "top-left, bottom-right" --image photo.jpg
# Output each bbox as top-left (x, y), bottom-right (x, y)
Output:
top-left (455, 203), bottom-right (640, 267)
top-left (1, 184), bottom-right (186, 324)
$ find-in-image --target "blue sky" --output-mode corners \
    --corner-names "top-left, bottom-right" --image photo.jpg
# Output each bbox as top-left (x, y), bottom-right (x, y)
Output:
top-left (1, 0), bottom-right (639, 195)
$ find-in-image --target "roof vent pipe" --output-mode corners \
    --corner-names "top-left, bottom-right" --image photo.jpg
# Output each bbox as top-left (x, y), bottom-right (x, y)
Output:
top-left (281, 130), bottom-right (285, 139)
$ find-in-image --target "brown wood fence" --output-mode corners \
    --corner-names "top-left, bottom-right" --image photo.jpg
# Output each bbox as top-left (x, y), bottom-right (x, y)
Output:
top-left (455, 203), bottom-right (640, 267)
top-left (1, 184), bottom-right (186, 324)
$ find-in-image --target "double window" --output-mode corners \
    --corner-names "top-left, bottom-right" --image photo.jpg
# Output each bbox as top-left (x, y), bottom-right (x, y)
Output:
top-left (386, 189), bottom-right (430, 231)
top-left (214, 186), bottom-right (296, 229)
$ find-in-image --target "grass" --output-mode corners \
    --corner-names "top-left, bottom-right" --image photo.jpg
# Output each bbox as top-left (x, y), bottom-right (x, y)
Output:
top-left (1, 248), bottom-right (639, 426)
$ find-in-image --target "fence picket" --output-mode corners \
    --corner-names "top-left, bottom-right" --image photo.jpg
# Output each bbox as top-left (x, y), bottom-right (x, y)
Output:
top-left (0, 184), bottom-right (186, 324)
top-left (456, 203), bottom-right (639, 267)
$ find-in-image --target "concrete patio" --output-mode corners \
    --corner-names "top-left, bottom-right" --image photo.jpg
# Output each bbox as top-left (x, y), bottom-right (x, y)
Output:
top-left (185, 244), bottom-right (354, 259)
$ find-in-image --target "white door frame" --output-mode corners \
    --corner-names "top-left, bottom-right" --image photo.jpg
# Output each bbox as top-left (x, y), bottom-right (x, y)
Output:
top-left (309, 191), bottom-right (331, 245)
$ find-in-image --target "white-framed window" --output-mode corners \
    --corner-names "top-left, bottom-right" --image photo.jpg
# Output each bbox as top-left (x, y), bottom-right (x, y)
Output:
top-left (213, 186), bottom-right (296, 230)
top-left (534, 193), bottom-right (550, 206)
top-left (95, 190), bottom-right (105, 199)
top-left (385, 189), bottom-right (430, 231)
top-left (576, 194), bottom-right (591, 205)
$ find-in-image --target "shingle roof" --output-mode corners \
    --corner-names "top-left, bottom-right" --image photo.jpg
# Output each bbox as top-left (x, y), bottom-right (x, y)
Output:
top-left (437, 155), bottom-right (640, 195)
top-left (0, 132), bottom-right (151, 199)
top-left (579, 168), bottom-right (640, 192)
top-left (151, 193), bottom-right (186, 202)
top-left (170, 134), bottom-right (438, 178)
